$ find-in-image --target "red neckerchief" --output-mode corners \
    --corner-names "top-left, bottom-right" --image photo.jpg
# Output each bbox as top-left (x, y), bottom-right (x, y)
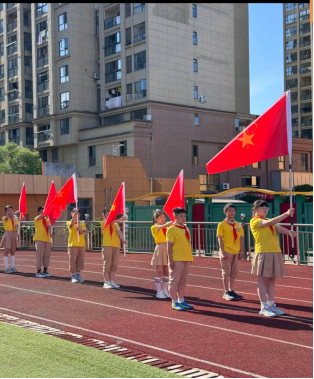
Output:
top-left (42, 217), bottom-right (49, 234)
top-left (253, 216), bottom-right (275, 235)
top-left (174, 224), bottom-right (190, 243)
top-left (9, 217), bottom-right (15, 229)
top-left (109, 224), bottom-right (114, 238)
top-left (162, 228), bottom-right (167, 237)
top-left (224, 218), bottom-right (238, 243)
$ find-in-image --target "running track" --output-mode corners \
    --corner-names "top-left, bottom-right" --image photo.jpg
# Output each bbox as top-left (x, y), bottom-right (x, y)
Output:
top-left (0, 251), bottom-right (312, 378)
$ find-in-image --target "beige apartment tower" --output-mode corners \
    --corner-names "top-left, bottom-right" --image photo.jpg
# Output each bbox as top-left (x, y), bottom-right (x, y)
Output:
top-left (0, 3), bottom-right (252, 181)
top-left (284, 2), bottom-right (312, 139)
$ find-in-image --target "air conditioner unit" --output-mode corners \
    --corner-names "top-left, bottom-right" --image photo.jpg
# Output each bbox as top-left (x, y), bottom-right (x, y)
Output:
top-left (127, 94), bottom-right (133, 101)
top-left (93, 73), bottom-right (100, 80)
top-left (143, 115), bottom-right (152, 121)
top-left (222, 183), bottom-right (229, 190)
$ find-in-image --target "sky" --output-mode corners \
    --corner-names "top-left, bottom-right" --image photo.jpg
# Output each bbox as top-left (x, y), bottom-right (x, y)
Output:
top-left (249, 3), bottom-right (284, 116)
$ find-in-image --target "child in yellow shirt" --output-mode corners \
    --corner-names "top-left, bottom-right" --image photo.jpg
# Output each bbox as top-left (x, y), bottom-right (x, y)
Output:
top-left (166, 207), bottom-right (194, 311)
top-left (67, 208), bottom-right (86, 283)
top-left (100, 209), bottom-right (126, 289)
top-left (250, 200), bottom-right (297, 317)
top-left (217, 203), bottom-right (244, 301)
top-left (151, 209), bottom-right (172, 299)
top-left (34, 206), bottom-right (52, 278)
top-left (1, 205), bottom-right (20, 273)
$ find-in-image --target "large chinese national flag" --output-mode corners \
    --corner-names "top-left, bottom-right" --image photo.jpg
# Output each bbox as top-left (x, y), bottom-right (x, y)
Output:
top-left (44, 181), bottom-right (58, 226)
top-left (164, 170), bottom-right (185, 222)
top-left (43, 174), bottom-right (78, 221)
top-left (206, 92), bottom-right (292, 175)
top-left (102, 182), bottom-right (125, 231)
top-left (19, 183), bottom-right (27, 221)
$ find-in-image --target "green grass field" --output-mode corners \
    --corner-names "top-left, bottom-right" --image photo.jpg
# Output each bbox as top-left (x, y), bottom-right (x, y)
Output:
top-left (0, 323), bottom-right (179, 378)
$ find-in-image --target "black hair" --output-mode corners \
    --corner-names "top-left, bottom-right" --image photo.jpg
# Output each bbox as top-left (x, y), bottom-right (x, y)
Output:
top-left (38, 206), bottom-right (44, 212)
top-left (5, 205), bottom-right (13, 211)
top-left (102, 209), bottom-right (109, 215)
top-left (223, 203), bottom-right (236, 212)
top-left (252, 200), bottom-right (268, 210)
top-left (71, 208), bottom-right (81, 214)
top-left (152, 209), bottom-right (165, 224)
top-left (173, 207), bottom-right (186, 216)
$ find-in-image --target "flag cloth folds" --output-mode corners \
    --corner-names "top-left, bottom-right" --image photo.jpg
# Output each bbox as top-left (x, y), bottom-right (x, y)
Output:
top-left (206, 92), bottom-right (292, 175)
top-left (44, 181), bottom-right (58, 226)
top-left (43, 174), bottom-right (77, 222)
top-left (19, 183), bottom-right (27, 221)
top-left (164, 170), bottom-right (185, 222)
top-left (102, 182), bottom-right (125, 231)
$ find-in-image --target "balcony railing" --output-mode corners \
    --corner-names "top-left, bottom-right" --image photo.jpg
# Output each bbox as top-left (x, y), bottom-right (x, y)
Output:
top-left (26, 112), bottom-right (33, 122)
top-left (38, 106), bottom-right (50, 117)
top-left (134, 62), bottom-right (146, 71)
top-left (300, 67), bottom-right (311, 74)
top-left (135, 90), bottom-right (147, 100)
top-left (7, 3), bottom-right (17, 10)
top-left (36, 7), bottom-right (48, 19)
top-left (8, 113), bottom-right (19, 124)
top-left (300, 14), bottom-right (310, 22)
top-left (7, 20), bottom-right (17, 33)
top-left (105, 71), bottom-right (121, 84)
top-left (301, 81), bottom-right (311, 87)
top-left (134, 33), bottom-right (146, 43)
top-left (37, 55), bottom-right (49, 68)
top-left (38, 130), bottom-right (50, 142)
top-left (301, 94), bottom-right (311, 101)
top-left (300, 53), bottom-right (311, 61)
top-left (301, 121), bottom-right (312, 127)
top-left (0, 72), bottom-right (4, 79)
top-left (8, 67), bottom-right (18, 78)
top-left (8, 91), bottom-right (18, 101)
top-left (105, 43), bottom-right (121, 57)
top-left (7, 43), bottom-right (17, 56)
top-left (300, 40), bottom-right (311, 48)
top-left (104, 15), bottom-right (120, 30)
top-left (300, 106), bottom-right (312, 114)
top-left (37, 81), bottom-right (49, 93)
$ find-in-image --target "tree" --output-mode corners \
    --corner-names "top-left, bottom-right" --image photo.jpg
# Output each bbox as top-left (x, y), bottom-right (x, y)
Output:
top-left (294, 184), bottom-right (313, 192)
top-left (0, 143), bottom-right (42, 175)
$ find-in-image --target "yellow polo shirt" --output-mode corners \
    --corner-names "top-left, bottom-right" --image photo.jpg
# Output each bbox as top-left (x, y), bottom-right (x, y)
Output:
top-left (217, 220), bottom-right (244, 255)
top-left (2, 216), bottom-right (18, 231)
top-left (250, 217), bottom-right (281, 253)
top-left (34, 216), bottom-right (51, 243)
top-left (67, 221), bottom-right (86, 247)
top-left (151, 224), bottom-right (167, 244)
top-left (166, 224), bottom-right (193, 262)
top-left (100, 220), bottom-right (120, 248)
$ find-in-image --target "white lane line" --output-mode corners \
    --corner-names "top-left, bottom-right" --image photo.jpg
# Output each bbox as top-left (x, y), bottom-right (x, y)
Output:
top-left (15, 258), bottom-right (313, 291)
top-left (10, 264), bottom-right (314, 305)
top-left (0, 283), bottom-right (312, 350)
top-left (0, 307), bottom-right (265, 378)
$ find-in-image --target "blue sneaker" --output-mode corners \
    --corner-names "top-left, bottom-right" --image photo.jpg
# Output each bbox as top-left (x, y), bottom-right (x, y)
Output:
top-left (172, 302), bottom-right (186, 311)
top-left (179, 301), bottom-right (194, 310)
top-left (76, 273), bottom-right (85, 283)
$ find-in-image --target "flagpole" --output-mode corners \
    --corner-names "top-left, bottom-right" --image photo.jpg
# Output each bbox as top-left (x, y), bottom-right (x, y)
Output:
top-left (73, 174), bottom-right (79, 243)
top-left (122, 182), bottom-right (126, 257)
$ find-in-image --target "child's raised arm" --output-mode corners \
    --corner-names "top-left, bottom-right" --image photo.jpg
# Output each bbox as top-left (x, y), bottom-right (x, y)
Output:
top-left (156, 221), bottom-right (172, 232)
top-left (260, 209), bottom-right (294, 228)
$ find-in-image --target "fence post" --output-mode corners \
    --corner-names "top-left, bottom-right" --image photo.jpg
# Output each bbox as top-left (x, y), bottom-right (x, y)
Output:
top-left (198, 223), bottom-right (201, 257)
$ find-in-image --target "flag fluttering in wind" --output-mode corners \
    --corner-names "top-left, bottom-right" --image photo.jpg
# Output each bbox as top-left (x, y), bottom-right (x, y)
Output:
top-left (43, 174), bottom-right (78, 222)
top-left (102, 182), bottom-right (125, 232)
top-left (44, 181), bottom-right (58, 226)
top-left (19, 182), bottom-right (27, 221)
top-left (206, 92), bottom-right (292, 175)
top-left (163, 170), bottom-right (185, 222)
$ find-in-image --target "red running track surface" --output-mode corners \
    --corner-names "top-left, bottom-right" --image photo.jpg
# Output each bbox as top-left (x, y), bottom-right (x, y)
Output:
top-left (0, 251), bottom-right (312, 378)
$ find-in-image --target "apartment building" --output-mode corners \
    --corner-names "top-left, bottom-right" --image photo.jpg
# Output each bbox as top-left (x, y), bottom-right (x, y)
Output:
top-left (284, 3), bottom-right (312, 139)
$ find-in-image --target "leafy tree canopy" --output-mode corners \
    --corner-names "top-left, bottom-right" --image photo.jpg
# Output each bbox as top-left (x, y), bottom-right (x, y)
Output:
top-left (294, 184), bottom-right (313, 192)
top-left (0, 143), bottom-right (42, 175)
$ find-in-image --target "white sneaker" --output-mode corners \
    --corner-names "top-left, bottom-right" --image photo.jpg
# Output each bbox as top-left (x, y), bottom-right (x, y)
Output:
top-left (156, 291), bottom-right (167, 299)
top-left (4, 268), bottom-right (12, 274)
top-left (163, 290), bottom-right (171, 298)
top-left (259, 304), bottom-right (277, 317)
top-left (270, 303), bottom-right (285, 315)
top-left (103, 282), bottom-right (113, 289)
top-left (36, 272), bottom-right (46, 278)
top-left (11, 267), bottom-right (17, 273)
top-left (70, 276), bottom-right (79, 283)
top-left (110, 281), bottom-right (120, 288)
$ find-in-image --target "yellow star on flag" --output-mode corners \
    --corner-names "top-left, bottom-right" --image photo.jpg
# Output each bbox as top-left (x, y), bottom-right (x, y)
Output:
top-left (111, 204), bottom-right (116, 211)
top-left (237, 131), bottom-right (255, 148)
top-left (57, 191), bottom-right (64, 198)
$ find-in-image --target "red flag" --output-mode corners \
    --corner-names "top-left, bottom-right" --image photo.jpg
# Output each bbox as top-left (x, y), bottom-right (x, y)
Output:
top-left (43, 174), bottom-right (77, 222)
top-left (44, 181), bottom-right (58, 226)
top-left (102, 182), bottom-right (125, 231)
top-left (19, 183), bottom-right (27, 221)
top-left (163, 170), bottom-right (185, 222)
top-left (206, 92), bottom-right (292, 175)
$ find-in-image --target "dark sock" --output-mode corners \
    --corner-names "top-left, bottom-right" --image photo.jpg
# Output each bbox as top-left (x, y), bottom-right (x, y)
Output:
top-left (43, 268), bottom-right (47, 272)
top-left (37, 269), bottom-right (41, 274)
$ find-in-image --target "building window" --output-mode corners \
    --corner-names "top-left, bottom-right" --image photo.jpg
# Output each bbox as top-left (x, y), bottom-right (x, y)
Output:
top-left (193, 31), bottom-right (197, 45)
top-left (38, 95), bottom-right (50, 116)
top-left (8, 81), bottom-right (18, 102)
top-left (299, 9), bottom-right (310, 22)
top-left (8, 57), bottom-right (18, 78)
top-left (97, 88), bottom-right (100, 112)
top-left (95, 10), bottom-right (99, 35)
top-left (68, 199), bottom-right (92, 221)
top-left (89, 146), bottom-right (96, 166)
top-left (300, 102), bottom-right (311, 114)
top-left (24, 55), bottom-right (32, 75)
top-left (38, 124), bottom-right (50, 142)
top-left (105, 32), bottom-right (121, 57)
top-left (285, 26), bottom-right (297, 37)
top-left (301, 153), bottom-right (308, 170)
top-left (103, 113), bottom-right (124, 126)
top-left (301, 115), bottom-right (312, 126)
top-left (125, 3), bottom-right (131, 17)
top-left (285, 3), bottom-right (296, 11)
top-left (134, 50), bottom-right (146, 71)
top-left (291, 91), bottom-right (298, 101)
top-left (286, 52), bottom-right (297, 63)
top-left (39, 149), bottom-right (47, 162)
top-left (24, 32), bottom-right (32, 52)
top-left (252, 162), bottom-right (260, 169)
top-left (131, 108), bottom-right (147, 120)
top-left (134, 22), bottom-right (145, 43)
top-left (286, 65), bottom-right (297, 76)
top-left (52, 147), bottom-right (59, 163)
top-left (0, 42), bottom-right (3, 56)
top-left (9, 128), bottom-right (20, 143)
top-left (8, 105), bottom-right (19, 124)
top-left (279, 156), bottom-right (285, 170)
top-left (301, 129), bottom-right (312, 139)
top-left (300, 49), bottom-right (311, 61)
top-left (193, 4), bottom-right (197, 17)
top-left (24, 80), bottom-right (32, 99)
top-left (36, 20), bottom-right (48, 43)
top-left (26, 127), bottom-right (34, 145)
top-left (60, 118), bottom-right (69, 135)
top-left (59, 38), bottom-right (68, 57)
top-left (24, 11), bottom-right (30, 27)
top-left (286, 78), bottom-right (297, 89)
top-left (192, 145), bottom-right (198, 165)
top-left (37, 70), bottom-right (49, 93)
top-left (120, 140), bottom-right (127, 156)
top-left (95, 174), bottom-right (103, 178)
top-left (58, 12), bottom-right (67, 31)
top-left (0, 132), bottom-right (5, 146)
top-left (59, 65), bottom-right (68, 83)
top-left (125, 27), bottom-right (131, 47)
top-left (242, 176), bottom-right (260, 188)
top-left (194, 86), bottom-right (198, 99)
top-left (26, 103), bottom-right (33, 121)
top-left (37, 46), bottom-right (48, 68)
top-left (127, 83), bottom-right (132, 101)
top-left (7, 34), bottom-right (17, 56)
top-left (0, 110), bottom-right (5, 124)
top-left (194, 113), bottom-right (199, 126)
top-left (291, 104), bottom-right (298, 114)
top-left (285, 13), bottom-right (296, 24)
top-left (134, 3), bottom-right (145, 14)
top-left (0, 19), bottom-right (3, 34)
top-left (105, 59), bottom-right (121, 84)
top-left (126, 55), bottom-right (132, 74)
top-left (0, 87), bottom-right (4, 102)
top-left (299, 3), bottom-right (310, 8)
top-left (0, 4), bottom-right (2, 12)
top-left (0, 64), bottom-right (4, 79)
top-left (299, 22), bottom-right (310, 34)
top-left (193, 59), bottom-right (198, 72)
top-left (300, 35), bottom-right (311, 48)
top-left (134, 79), bottom-right (146, 99)
top-left (60, 92), bottom-right (69, 109)
top-left (285, 39), bottom-right (297, 50)
top-left (36, 3), bottom-right (48, 18)
top-left (292, 118), bottom-right (298, 127)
